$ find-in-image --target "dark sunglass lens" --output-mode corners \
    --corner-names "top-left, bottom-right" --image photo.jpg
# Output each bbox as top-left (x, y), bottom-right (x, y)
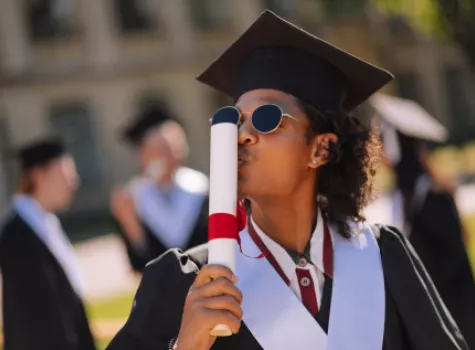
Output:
top-left (211, 106), bottom-right (240, 126)
top-left (252, 104), bottom-right (282, 133)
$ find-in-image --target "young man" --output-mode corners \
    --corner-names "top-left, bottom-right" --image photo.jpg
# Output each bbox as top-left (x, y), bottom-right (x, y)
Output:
top-left (0, 137), bottom-right (95, 350)
top-left (111, 106), bottom-right (209, 272)
top-left (366, 93), bottom-right (475, 349)
top-left (107, 11), bottom-right (468, 350)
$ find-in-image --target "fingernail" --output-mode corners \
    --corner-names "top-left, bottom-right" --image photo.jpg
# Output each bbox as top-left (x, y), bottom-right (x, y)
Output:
top-left (232, 274), bottom-right (238, 283)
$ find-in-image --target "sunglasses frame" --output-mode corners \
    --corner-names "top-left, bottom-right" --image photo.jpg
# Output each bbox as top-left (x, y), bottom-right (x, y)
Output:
top-left (209, 104), bottom-right (299, 135)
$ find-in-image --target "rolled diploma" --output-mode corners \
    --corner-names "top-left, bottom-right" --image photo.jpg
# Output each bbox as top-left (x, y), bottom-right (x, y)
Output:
top-left (208, 116), bottom-right (238, 337)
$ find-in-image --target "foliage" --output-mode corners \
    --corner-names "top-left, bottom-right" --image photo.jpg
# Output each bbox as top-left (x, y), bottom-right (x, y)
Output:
top-left (370, 0), bottom-right (475, 71)
top-left (371, 0), bottom-right (448, 38)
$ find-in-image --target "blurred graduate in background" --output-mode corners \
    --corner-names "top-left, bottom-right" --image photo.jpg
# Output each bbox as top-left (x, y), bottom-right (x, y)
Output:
top-left (366, 93), bottom-right (475, 349)
top-left (110, 105), bottom-right (209, 273)
top-left (0, 137), bottom-right (95, 350)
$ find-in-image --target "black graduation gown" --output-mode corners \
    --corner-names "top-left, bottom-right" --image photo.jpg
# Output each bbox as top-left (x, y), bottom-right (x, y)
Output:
top-left (408, 189), bottom-right (475, 349)
top-left (116, 196), bottom-right (209, 272)
top-left (0, 213), bottom-right (96, 350)
top-left (106, 225), bottom-right (468, 350)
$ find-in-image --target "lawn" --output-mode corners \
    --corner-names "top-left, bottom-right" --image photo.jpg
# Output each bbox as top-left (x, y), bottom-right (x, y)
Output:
top-left (464, 214), bottom-right (475, 269)
top-left (87, 291), bottom-right (136, 349)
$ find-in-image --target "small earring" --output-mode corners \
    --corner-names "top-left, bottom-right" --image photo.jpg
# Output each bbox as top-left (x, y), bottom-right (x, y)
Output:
top-left (312, 159), bottom-right (317, 164)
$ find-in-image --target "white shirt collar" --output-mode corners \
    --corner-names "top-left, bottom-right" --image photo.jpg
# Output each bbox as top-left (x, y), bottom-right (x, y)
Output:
top-left (250, 208), bottom-right (331, 281)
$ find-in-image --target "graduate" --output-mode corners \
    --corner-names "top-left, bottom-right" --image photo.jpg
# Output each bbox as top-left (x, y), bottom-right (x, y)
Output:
top-left (366, 93), bottom-right (475, 349)
top-left (0, 137), bottom-right (95, 350)
top-left (107, 11), bottom-right (468, 350)
top-left (110, 105), bottom-right (209, 272)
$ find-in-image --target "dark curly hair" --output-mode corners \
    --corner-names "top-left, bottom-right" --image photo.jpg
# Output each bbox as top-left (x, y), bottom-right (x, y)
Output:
top-left (298, 100), bottom-right (382, 237)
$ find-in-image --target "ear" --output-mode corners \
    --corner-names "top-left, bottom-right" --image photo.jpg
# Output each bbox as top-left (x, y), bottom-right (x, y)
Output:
top-left (308, 133), bottom-right (338, 168)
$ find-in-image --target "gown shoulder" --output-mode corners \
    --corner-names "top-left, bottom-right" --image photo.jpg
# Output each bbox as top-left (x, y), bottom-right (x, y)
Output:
top-left (374, 224), bottom-right (468, 350)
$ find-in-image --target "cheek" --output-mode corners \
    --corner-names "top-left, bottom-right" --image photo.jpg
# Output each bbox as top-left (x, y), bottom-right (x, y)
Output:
top-left (251, 137), bottom-right (309, 190)
top-left (264, 137), bottom-right (308, 170)
top-left (59, 168), bottom-right (78, 191)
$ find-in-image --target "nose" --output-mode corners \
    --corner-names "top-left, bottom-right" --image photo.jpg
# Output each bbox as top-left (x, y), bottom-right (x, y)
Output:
top-left (238, 118), bottom-right (257, 146)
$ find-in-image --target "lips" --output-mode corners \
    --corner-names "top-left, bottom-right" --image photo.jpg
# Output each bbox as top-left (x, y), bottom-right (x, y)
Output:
top-left (238, 152), bottom-right (249, 168)
top-left (238, 154), bottom-right (248, 167)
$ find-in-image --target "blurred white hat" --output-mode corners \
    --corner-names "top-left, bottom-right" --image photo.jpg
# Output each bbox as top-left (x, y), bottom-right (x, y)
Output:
top-left (369, 93), bottom-right (448, 164)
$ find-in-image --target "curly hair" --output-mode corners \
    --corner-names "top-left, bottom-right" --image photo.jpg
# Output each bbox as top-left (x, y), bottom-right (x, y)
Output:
top-left (298, 100), bottom-right (382, 237)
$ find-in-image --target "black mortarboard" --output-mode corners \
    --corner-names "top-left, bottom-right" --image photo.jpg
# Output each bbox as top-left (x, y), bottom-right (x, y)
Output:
top-left (123, 105), bottom-right (175, 146)
top-left (197, 10), bottom-right (394, 113)
top-left (17, 137), bottom-right (66, 172)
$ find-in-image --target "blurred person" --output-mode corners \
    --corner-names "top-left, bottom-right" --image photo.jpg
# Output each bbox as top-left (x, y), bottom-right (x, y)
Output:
top-left (367, 93), bottom-right (475, 349)
top-left (110, 105), bottom-right (209, 272)
top-left (0, 137), bottom-right (96, 350)
top-left (106, 11), bottom-right (467, 350)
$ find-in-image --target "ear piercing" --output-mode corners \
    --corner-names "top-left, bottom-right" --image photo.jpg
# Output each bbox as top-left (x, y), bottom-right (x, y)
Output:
top-left (312, 159), bottom-right (317, 164)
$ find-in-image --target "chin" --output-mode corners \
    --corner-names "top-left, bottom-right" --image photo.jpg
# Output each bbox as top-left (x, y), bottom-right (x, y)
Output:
top-left (237, 177), bottom-right (251, 197)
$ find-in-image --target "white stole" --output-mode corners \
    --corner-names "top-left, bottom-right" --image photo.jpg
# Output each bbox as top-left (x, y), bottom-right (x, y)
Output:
top-left (12, 195), bottom-right (84, 297)
top-left (128, 167), bottom-right (208, 249)
top-left (235, 221), bottom-right (385, 350)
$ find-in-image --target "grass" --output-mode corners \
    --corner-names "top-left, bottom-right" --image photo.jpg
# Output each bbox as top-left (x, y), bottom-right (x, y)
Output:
top-left (87, 292), bottom-right (135, 321)
top-left (86, 292), bottom-right (136, 349)
top-left (464, 214), bottom-right (475, 271)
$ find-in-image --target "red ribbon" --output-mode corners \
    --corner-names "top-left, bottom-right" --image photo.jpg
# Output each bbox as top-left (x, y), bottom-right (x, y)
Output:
top-left (208, 213), bottom-right (238, 240)
top-left (208, 200), bottom-right (247, 240)
top-left (208, 200), bottom-right (264, 259)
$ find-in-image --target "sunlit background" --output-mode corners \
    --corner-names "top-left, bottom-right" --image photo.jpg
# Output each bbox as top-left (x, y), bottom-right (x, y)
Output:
top-left (0, 0), bottom-right (474, 348)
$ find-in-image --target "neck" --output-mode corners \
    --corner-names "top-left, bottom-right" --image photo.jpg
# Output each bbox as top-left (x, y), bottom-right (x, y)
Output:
top-left (31, 191), bottom-right (55, 213)
top-left (250, 182), bottom-right (317, 253)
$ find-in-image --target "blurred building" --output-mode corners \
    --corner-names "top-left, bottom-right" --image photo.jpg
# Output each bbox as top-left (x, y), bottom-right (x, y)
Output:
top-left (0, 0), bottom-right (474, 239)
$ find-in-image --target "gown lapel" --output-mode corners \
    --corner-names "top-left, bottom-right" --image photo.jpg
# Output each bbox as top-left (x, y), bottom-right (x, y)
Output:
top-left (235, 229), bottom-right (328, 350)
top-left (235, 220), bottom-right (385, 350)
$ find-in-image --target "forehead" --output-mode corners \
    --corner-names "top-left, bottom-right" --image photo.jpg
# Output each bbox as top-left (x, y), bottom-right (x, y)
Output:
top-left (56, 155), bottom-right (76, 170)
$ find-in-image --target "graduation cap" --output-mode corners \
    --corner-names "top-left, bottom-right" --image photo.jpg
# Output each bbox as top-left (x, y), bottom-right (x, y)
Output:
top-left (197, 10), bottom-right (394, 113)
top-left (123, 105), bottom-right (175, 146)
top-left (17, 137), bottom-right (66, 172)
top-left (369, 93), bottom-right (448, 164)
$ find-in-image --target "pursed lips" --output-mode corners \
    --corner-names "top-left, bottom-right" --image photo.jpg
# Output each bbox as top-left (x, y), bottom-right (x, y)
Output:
top-left (238, 149), bottom-right (252, 167)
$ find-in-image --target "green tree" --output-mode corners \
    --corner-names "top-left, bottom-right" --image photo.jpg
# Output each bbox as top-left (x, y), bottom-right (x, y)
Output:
top-left (371, 0), bottom-right (475, 71)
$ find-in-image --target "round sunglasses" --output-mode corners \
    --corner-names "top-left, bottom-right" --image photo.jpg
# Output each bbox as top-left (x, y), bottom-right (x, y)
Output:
top-left (209, 104), bottom-right (299, 135)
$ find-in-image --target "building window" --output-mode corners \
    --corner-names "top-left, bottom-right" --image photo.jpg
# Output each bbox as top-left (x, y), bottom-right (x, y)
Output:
top-left (395, 72), bottom-right (421, 103)
top-left (263, 0), bottom-right (299, 17)
top-left (113, 0), bottom-right (156, 33)
top-left (387, 16), bottom-right (416, 45)
top-left (213, 91), bottom-right (234, 110)
top-left (48, 103), bottom-right (103, 189)
top-left (0, 116), bottom-right (16, 198)
top-left (444, 67), bottom-right (475, 145)
top-left (188, 0), bottom-right (231, 31)
top-left (27, 0), bottom-right (78, 40)
top-left (323, 0), bottom-right (367, 18)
